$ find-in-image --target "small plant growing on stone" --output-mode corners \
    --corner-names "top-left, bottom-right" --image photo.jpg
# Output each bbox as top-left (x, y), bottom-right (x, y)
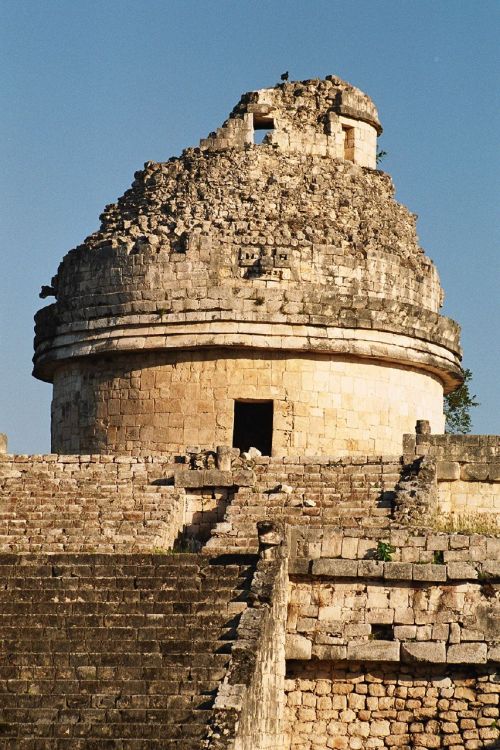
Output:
top-left (444, 367), bottom-right (479, 434)
top-left (376, 148), bottom-right (387, 165)
top-left (254, 295), bottom-right (265, 306)
top-left (156, 308), bottom-right (171, 321)
top-left (375, 541), bottom-right (395, 562)
top-left (432, 550), bottom-right (445, 565)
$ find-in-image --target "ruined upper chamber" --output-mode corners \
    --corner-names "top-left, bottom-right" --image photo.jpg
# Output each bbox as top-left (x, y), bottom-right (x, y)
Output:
top-left (33, 77), bottom-right (463, 456)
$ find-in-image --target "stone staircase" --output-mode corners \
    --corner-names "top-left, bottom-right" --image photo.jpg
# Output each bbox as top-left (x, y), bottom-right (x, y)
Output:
top-left (0, 553), bottom-right (256, 749)
top-left (207, 457), bottom-right (401, 553)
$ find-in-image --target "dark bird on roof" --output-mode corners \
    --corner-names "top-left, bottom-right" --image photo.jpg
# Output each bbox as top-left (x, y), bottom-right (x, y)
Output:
top-left (280, 71), bottom-right (289, 81)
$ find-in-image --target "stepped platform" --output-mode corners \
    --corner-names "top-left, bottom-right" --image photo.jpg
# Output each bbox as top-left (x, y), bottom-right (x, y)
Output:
top-left (0, 553), bottom-right (256, 749)
top-left (206, 456), bottom-right (401, 553)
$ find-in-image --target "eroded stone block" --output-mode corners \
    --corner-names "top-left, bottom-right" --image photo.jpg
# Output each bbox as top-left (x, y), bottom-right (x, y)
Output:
top-left (312, 559), bottom-right (358, 577)
top-left (447, 643), bottom-right (487, 664)
top-left (286, 634), bottom-right (312, 660)
top-left (347, 641), bottom-right (400, 662)
top-left (401, 642), bottom-right (446, 663)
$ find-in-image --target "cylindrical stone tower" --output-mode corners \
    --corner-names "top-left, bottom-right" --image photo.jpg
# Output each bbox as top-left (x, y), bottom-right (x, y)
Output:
top-left (34, 76), bottom-right (463, 457)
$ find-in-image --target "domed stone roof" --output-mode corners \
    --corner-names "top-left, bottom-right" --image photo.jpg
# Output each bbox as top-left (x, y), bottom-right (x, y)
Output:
top-left (34, 76), bottom-right (461, 391)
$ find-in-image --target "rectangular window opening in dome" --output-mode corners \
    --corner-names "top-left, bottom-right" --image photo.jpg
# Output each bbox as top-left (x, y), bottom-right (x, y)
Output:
top-left (233, 400), bottom-right (273, 456)
top-left (342, 124), bottom-right (355, 161)
top-left (253, 115), bottom-right (275, 145)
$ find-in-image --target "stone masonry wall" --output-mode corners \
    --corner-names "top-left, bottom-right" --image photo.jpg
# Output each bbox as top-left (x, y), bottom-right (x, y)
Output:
top-left (286, 571), bottom-right (500, 664)
top-left (208, 552), bottom-right (288, 750)
top-left (206, 455), bottom-right (401, 554)
top-left (202, 77), bottom-right (381, 168)
top-left (401, 434), bottom-right (500, 524)
top-left (284, 662), bottom-right (499, 749)
top-left (50, 350), bottom-right (444, 456)
top-left (284, 529), bottom-right (500, 749)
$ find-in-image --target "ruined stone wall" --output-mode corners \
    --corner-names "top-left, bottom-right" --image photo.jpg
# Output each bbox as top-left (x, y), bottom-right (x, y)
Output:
top-left (208, 553), bottom-right (288, 750)
top-left (206, 455), bottom-right (401, 554)
top-left (284, 527), bottom-right (500, 749)
top-left (284, 662), bottom-right (499, 749)
top-left (401, 434), bottom-right (500, 523)
top-left (286, 568), bottom-right (500, 664)
top-left (50, 350), bottom-right (444, 456)
top-left (201, 77), bottom-right (382, 168)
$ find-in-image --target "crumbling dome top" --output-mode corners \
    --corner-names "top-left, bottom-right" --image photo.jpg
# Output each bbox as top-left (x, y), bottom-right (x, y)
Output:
top-left (199, 75), bottom-right (381, 168)
top-left (34, 76), bottom-right (462, 395)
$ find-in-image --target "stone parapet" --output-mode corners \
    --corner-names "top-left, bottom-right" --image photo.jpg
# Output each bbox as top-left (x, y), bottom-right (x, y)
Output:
top-left (400, 434), bottom-right (500, 523)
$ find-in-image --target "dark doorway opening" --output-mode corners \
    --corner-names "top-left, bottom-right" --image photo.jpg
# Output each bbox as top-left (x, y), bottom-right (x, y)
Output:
top-left (233, 400), bottom-right (273, 456)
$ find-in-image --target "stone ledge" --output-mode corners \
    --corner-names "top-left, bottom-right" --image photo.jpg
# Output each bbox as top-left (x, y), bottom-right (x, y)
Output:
top-left (447, 643), bottom-right (488, 664)
top-left (174, 469), bottom-right (254, 488)
top-left (285, 637), bottom-right (498, 665)
top-left (412, 564), bottom-right (447, 582)
top-left (311, 559), bottom-right (358, 577)
top-left (347, 641), bottom-right (400, 662)
top-left (296, 558), bottom-right (500, 582)
top-left (401, 642), bottom-right (446, 663)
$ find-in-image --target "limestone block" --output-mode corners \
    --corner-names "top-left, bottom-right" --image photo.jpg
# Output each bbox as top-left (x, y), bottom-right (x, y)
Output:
top-left (383, 563), bottom-right (413, 580)
top-left (447, 643), bottom-right (487, 664)
top-left (174, 469), bottom-right (235, 488)
top-left (487, 645), bottom-right (500, 662)
top-left (358, 560), bottom-right (384, 578)
top-left (401, 642), bottom-right (446, 663)
top-left (481, 560), bottom-right (500, 578)
top-left (312, 559), bottom-right (358, 577)
top-left (286, 634), bottom-right (312, 660)
top-left (412, 564), bottom-right (447, 582)
top-left (288, 559), bottom-right (310, 575)
top-left (486, 538), bottom-right (500, 560)
top-left (321, 536), bottom-right (342, 558)
top-left (311, 645), bottom-right (347, 660)
top-left (436, 461), bottom-right (460, 481)
top-left (346, 641), bottom-right (400, 662)
top-left (216, 445), bottom-right (233, 472)
top-left (447, 562), bottom-right (478, 580)
top-left (0, 434), bottom-right (7, 454)
top-left (461, 463), bottom-right (489, 481)
top-left (341, 537), bottom-right (359, 559)
top-left (393, 625), bottom-right (417, 640)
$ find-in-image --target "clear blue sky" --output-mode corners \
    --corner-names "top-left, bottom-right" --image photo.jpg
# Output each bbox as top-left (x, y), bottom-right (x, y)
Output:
top-left (1, 0), bottom-right (498, 454)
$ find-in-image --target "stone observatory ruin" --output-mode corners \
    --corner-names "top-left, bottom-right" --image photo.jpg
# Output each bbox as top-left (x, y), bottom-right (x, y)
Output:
top-left (1, 76), bottom-right (499, 749)
top-left (33, 76), bottom-right (462, 459)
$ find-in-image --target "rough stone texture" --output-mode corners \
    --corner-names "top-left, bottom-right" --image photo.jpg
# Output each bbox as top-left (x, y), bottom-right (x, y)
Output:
top-left (0, 454), bottom-right (186, 552)
top-left (0, 553), bottom-right (256, 749)
top-left (207, 552), bottom-right (287, 749)
top-left (4, 75), bottom-right (499, 749)
top-left (400, 435), bottom-right (500, 526)
top-left (33, 76), bottom-right (462, 457)
top-left (284, 662), bottom-right (500, 750)
top-left (206, 455), bottom-right (401, 554)
top-left (48, 350), bottom-right (446, 457)
top-left (286, 575), bottom-right (500, 662)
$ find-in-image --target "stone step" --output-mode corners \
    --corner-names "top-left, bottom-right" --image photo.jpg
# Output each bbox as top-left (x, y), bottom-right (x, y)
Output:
top-left (1, 740), bottom-right (207, 749)
top-left (0, 552), bottom-right (256, 747)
